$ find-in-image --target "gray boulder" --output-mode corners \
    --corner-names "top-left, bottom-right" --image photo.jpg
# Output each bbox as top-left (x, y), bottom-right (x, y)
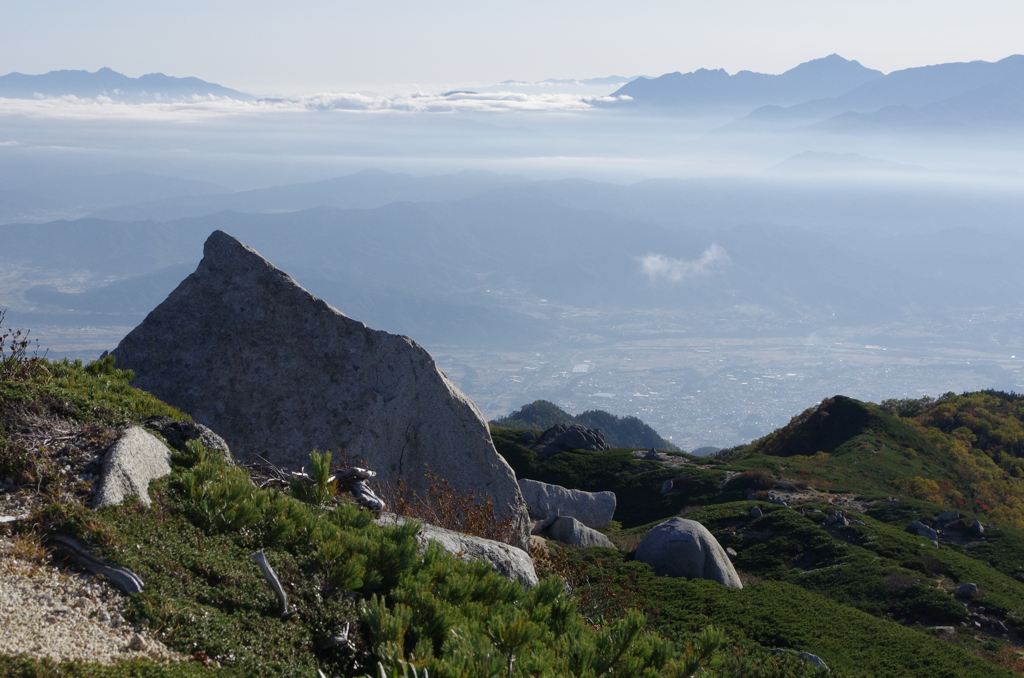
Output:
top-left (906, 521), bottom-right (938, 540)
top-left (958, 582), bottom-right (979, 599)
top-left (518, 478), bottom-right (616, 530)
top-left (377, 514), bottom-right (538, 588)
top-left (635, 518), bottom-right (743, 588)
top-left (91, 427), bottom-right (171, 508)
top-left (113, 231), bottom-right (529, 549)
top-left (937, 510), bottom-right (960, 523)
top-left (770, 649), bottom-right (829, 670)
top-left (749, 506), bottom-right (763, 519)
top-left (826, 511), bottom-right (849, 527)
top-left (530, 512), bottom-right (560, 535)
top-left (547, 516), bottom-right (614, 548)
top-left (968, 519), bottom-right (985, 537)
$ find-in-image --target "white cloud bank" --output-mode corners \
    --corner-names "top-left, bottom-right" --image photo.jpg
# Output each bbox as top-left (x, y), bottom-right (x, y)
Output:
top-left (638, 244), bottom-right (730, 283)
top-left (0, 91), bottom-right (629, 120)
top-left (301, 91), bottom-right (625, 113)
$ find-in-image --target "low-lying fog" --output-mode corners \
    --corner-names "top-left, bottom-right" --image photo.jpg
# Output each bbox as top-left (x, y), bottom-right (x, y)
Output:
top-left (2, 80), bottom-right (1023, 451)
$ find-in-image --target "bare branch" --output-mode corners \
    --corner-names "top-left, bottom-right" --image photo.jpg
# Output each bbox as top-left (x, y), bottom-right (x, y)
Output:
top-left (251, 549), bottom-right (292, 619)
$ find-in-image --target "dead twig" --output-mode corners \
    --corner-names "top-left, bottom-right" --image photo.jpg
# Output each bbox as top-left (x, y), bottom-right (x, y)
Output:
top-left (49, 534), bottom-right (144, 594)
top-left (336, 467), bottom-right (386, 515)
top-left (251, 549), bottom-right (293, 619)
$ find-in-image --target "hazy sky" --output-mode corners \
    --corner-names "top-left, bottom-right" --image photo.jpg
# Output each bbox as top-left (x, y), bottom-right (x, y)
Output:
top-left (2, 0), bottom-right (1023, 95)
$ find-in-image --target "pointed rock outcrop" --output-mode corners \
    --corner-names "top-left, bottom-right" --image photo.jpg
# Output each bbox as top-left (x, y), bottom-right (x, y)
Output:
top-left (113, 230), bottom-right (529, 548)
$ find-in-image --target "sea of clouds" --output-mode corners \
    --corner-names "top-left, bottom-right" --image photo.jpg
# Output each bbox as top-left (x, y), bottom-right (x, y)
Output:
top-left (0, 90), bottom-right (629, 120)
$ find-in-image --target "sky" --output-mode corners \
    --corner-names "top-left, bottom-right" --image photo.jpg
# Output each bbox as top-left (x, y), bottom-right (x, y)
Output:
top-left (1, 1), bottom-right (1023, 95)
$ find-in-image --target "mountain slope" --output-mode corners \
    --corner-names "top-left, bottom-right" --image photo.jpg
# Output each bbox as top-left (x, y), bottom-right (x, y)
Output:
top-left (721, 392), bottom-right (1024, 527)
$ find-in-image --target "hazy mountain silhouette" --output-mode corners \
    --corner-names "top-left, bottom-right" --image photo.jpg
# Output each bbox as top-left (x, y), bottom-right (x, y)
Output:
top-left (737, 55), bottom-right (1024, 131)
top-left (767, 152), bottom-right (925, 176)
top-left (88, 169), bottom-right (528, 222)
top-left (7, 188), bottom-right (1024, 341)
top-left (608, 55), bottom-right (883, 112)
top-left (0, 171), bottom-right (227, 224)
top-left (0, 67), bottom-right (253, 102)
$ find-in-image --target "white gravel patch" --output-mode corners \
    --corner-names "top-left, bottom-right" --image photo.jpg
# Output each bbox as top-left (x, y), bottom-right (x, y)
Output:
top-left (0, 535), bottom-right (183, 665)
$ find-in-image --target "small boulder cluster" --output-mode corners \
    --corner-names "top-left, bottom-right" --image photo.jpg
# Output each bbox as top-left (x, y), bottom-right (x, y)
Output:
top-left (519, 478), bottom-right (616, 548)
top-left (904, 509), bottom-right (985, 545)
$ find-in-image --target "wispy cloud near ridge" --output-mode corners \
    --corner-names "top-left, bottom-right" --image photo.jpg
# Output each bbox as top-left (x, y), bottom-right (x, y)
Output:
top-left (638, 244), bottom-right (730, 283)
top-left (0, 91), bottom-right (629, 120)
top-left (301, 91), bottom-right (625, 112)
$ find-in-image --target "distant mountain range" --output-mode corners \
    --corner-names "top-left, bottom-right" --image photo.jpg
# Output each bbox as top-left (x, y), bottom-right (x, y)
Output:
top-left (734, 55), bottom-right (1024, 132)
top-left (612, 53), bottom-right (1024, 132)
top-left (0, 67), bottom-right (253, 102)
top-left (610, 55), bottom-right (883, 112)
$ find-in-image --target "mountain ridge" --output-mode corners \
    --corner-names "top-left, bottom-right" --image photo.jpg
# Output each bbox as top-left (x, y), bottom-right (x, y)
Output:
top-left (491, 399), bottom-right (679, 451)
top-left (0, 67), bottom-right (253, 102)
top-left (610, 54), bottom-right (883, 111)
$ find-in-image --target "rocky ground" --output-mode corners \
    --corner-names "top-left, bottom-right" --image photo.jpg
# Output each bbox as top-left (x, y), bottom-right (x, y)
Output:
top-left (0, 532), bottom-right (182, 665)
top-left (0, 446), bottom-right (183, 666)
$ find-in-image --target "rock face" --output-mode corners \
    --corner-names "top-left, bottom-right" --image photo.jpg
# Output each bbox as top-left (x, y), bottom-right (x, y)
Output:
top-left (635, 518), bottom-right (743, 588)
top-left (518, 479), bottom-right (616, 530)
top-left (532, 424), bottom-right (609, 459)
top-left (91, 427), bottom-right (171, 509)
top-left (547, 516), bottom-right (614, 548)
top-left (113, 230), bottom-right (529, 548)
top-left (377, 514), bottom-right (538, 588)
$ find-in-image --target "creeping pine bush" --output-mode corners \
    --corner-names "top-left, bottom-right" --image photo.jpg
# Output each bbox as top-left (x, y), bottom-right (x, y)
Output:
top-left (80, 445), bottom-right (743, 677)
top-left (289, 449), bottom-right (340, 509)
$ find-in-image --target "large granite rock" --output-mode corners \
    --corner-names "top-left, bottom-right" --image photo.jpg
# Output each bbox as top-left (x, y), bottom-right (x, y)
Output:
top-left (634, 518), bottom-right (743, 588)
top-left (91, 427), bottom-right (171, 508)
top-left (113, 230), bottom-right (529, 548)
top-left (518, 478), bottom-right (616, 530)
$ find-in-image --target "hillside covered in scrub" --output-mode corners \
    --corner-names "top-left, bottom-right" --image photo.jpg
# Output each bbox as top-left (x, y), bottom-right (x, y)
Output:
top-left (491, 390), bottom-right (1024, 676)
top-left (1, 346), bottom-right (824, 676)
top-left (6, 318), bottom-right (1024, 676)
